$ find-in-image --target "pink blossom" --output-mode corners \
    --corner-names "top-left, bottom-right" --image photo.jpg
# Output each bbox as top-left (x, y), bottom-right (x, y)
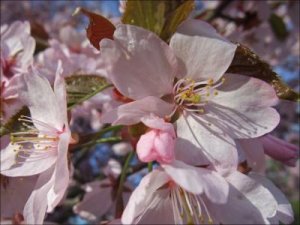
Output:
top-left (122, 160), bottom-right (292, 224)
top-left (74, 160), bottom-right (131, 222)
top-left (0, 63), bottom-right (71, 224)
top-left (260, 134), bottom-right (299, 166)
top-left (36, 39), bottom-right (105, 83)
top-left (1, 21), bottom-right (35, 122)
top-left (136, 115), bottom-right (175, 164)
top-left (100, 19), bottom-right (279, 173)
top-left (237, 134), bottom-right (299, 171)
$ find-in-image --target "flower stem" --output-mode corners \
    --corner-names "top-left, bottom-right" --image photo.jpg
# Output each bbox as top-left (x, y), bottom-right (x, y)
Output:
top-left (148, 162), bottom-right (153, 172)
top-left (115, 151), bottom-right (135, 217)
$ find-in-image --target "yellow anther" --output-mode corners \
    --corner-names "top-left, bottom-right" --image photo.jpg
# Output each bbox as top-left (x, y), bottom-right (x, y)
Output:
top-left (214, 91), bottom-right (218, 96)
top-left (206, 93), bottom-right (210, 97)
top-left (199, 108), bottom-right (204, 113)
top-left (208, 218), bottom-right (213, 224)
top-left (208, 79), bottom-right (214, 85)
top-left (221, 77), bottom-right (226, 83)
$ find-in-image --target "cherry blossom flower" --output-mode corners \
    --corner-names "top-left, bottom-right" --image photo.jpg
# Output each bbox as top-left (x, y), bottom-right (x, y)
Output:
top-left (237, 134), bottom-right (299, 173)
top-left (122, 161), bottom-right (293, 224)
top-left (0, 63), bottom-right (71, 224)
top-left (0, 175), bottom-right (38, 220)
top-left (74, 159), bottom-right (132, 222)
top-left (1, 21), bottom-right (35, 122)
top-left (36, 40), bottom-right (105, 83)
top-left (1, 21), bottom-right (35, 80)
top-left (136, 115), bottom-right (176, 164)
top-left (100, 19), bottom-right (280, 172)
top-left (260, 135), bottom-right (299, 166)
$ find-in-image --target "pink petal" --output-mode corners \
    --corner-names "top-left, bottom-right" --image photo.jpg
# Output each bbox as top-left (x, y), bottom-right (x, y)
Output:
top-left (176, 19), bottom-right (231, 42)
top-left (260, 134), bottom-right (299, 166)
top-left (154, 132), bottom-right (175, 164)
top-left (141, 115), bottom-right (175, 136)
top-left (22, 67), bottom-right (65, 131)
top-left (176, 114), bottom-right (238, 174)
top-left (53, 61), bottom-right (68, 127)
top-left (237, 139), bottom-right (266, 173)
top-left (100, 24), bottom-right (178, 100)
top-left (170, 20), bottom-right (236, 81)
top-left (136, 130), bottom-right (158, 162)
top-left (0, 143), bottom-right (57, 177)
top-left (101, 96), bottom-right (173, 125)
top-left (208, 74), bottom-right (280, 138)
top-left (23, 166), bottom-right (56, 224)
top-left (74, 181), bottom-right (113, 221)
top-left (134, 190), bottom-right (174, 224)
top-left (205, 171), bottom-right (278, 224)
top-left (48, 132), bottom-right (70, 211)
top-left (214, 73), bottom-right (278, 108)
top-left (250, 173), bottom-right (294, 224)
top-left (1, 176), bottom-right (38, 218)
top-left (163, 160), bottom-right (229, 203)
top-left (122, 170), bottom-right (169, 224)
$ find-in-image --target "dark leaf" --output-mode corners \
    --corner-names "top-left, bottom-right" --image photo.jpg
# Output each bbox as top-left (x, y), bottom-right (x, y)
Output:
top-left (227, 44), bottom-right (299, 101)
top-left (73, 7), bottom-right (115, 50)
top-left (0, 107), bottom-right (30, 137)
top-left (268, 13), bottom-right (289, 41)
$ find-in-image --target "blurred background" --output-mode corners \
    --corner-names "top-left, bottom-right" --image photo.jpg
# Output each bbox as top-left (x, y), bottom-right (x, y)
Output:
top-left (1, 0), bottom-right (299, 224)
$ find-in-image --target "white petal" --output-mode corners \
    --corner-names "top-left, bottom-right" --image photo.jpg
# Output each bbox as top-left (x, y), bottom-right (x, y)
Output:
top-left (134, 189), bottom-right (174, 224)
top-left (74, 183), bottom-right (113, 221)
top-left (205, 171), bottom-right (278, 224)
top-left (121, 170), bottom-right (169, 224)
top-left (163, 160), bottom-right (229, 203)
top-left (170, 24), bottom-right (236, 81)
top-left (53, 61), bottom-right (68, 126)
top-left (250, 173), bottom-right (294, 225)
top-left (214, 73), bottom-right (278, 108)
top-left (0, 143), bottom-right (57, 177)
top-left (100, 24), bottom-right (178, 100)
top-left (237, 139), bottom-right (266, 173)
top-left (102, 96), bottom-right (173, 125)
top-left (204, 103), bottom-right (280, 139)
top-left (23, 69), bottom-right (64, 131)
top-left (176, 19), bottom-right (230, 42)
top-left (1, 175), bottom-right (38, 218)
top-left (176, 114), bottom-right (238, 174)
top-left (23, 165), bottom-right (56, 224)
top-left (47, 132), bottom-right (70, 211)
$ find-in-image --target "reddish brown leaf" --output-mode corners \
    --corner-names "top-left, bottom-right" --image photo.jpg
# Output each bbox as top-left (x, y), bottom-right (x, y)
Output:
top-left (73, 7), bottom-right (115, 50)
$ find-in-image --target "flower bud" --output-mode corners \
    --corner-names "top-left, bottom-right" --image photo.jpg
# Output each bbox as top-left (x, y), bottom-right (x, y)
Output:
top-left (136, 115), bottom-right (176, 164)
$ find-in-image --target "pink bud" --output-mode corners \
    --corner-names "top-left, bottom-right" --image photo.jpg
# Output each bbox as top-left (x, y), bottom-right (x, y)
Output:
top-left (260, 134), bottom-right (299, 167)
top-left (136, 115), bottom-right (176, 164)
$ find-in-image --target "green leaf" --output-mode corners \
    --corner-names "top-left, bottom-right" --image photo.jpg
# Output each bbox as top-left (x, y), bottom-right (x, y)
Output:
top-left (65, 75), bottom-right (112, 109)
top-left (122, 0), bottom-right (195, 41)
top-left (0, 107), bottom-right (30, 137)
top-left (160, 0), bottom-right (195, 42)
top-left (227, 44), bottom-right (299, 101)
top-left (268, 13), bottom-right (289, 41)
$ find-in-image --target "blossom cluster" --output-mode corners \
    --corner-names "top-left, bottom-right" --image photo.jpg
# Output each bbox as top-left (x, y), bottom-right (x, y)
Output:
top-left (0, 2), bottom-right (299, 225)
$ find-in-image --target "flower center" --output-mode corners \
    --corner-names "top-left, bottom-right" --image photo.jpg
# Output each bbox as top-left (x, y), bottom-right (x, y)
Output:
top-left (10, 115), bottom-right (61, 164)
top-left (171, 187), bottom-right (214, 225)
top-left (171, 77), bottom-right (225, 117)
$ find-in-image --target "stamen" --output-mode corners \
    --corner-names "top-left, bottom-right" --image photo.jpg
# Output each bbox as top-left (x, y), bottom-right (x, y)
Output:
top-left (170, 185), bottom-right (215, 224)
top-left (173, 77), bottom-right (226, 116)
top-left (10, 115), bottom-right (60, 165)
